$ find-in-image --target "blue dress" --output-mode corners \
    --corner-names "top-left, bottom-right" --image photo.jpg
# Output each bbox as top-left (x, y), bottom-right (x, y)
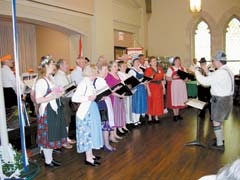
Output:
top-left (76, 101), bottom-right (103, 153)
top-left (131, 70), bottom-right (147, 114)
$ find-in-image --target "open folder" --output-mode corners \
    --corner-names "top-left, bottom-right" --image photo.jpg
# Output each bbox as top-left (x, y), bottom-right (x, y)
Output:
top-left (63, 81), bottom-right (77, 97)
top-left (141, 75), bottom-right (153, 83)
top-left (111, 82), bottom-right (133, 96)
top-left (124, 75), bottom-right (141, 89)
top-left (177, 70), bottom-right (195, 80)
top-left (95, 86), bottom-right (112, 102)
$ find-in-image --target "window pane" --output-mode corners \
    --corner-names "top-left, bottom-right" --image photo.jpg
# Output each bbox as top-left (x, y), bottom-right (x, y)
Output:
top-left (194, 21), bottom-right (211, 61)
top-left (226, 18), bottom-right (240, 75)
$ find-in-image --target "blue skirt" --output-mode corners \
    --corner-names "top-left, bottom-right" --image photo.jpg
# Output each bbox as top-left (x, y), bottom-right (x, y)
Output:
top-left (132, 84), bottom-right (147, 114)
top-left (76, 102), bottom-right (103, 153)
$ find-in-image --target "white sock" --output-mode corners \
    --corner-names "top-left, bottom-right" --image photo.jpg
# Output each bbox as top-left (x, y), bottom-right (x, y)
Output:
top-left (214, 126), bottom-right (224, 146)
top-left (43, 148), bottom-right (53, 164)
top-left (221, 125), bottom-right (224, 141)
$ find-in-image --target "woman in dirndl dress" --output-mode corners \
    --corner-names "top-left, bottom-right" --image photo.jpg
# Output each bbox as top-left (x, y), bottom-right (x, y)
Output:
top-left (128, 57), bottom-right (148, 126)
top-left (72, 64), bottom-right (103, 166)
top-left (35, 55), bottom-right (67, 167)
top-left (105, 61), bottom-right (126, 141)
top-left (166, 56), bottom-right (188, 121)
top-left (94, 62), bottom-right (116, 151)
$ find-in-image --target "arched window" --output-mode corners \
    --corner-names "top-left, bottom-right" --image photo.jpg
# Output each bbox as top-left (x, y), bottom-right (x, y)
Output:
top-left (194, 21), bottom-right (211, 61)
top-left (226, 17), bottom-right (240, 74)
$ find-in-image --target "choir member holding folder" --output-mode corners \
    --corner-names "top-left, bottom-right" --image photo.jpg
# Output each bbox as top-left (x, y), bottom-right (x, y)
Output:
top-left (117, 61), bottom-right (132, 132)
top-left (144, 56), bottom-right (165, 123)
top-left (166, 56), bottom-right (188, 121)
top-left (105, 61), bottom-right (127, 140)
top-left (94, 62), bottom-right (116, 151)
top-left (128, 57), bottom-right (148, 126)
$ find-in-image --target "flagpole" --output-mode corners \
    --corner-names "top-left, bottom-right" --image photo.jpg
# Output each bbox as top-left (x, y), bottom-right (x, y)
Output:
top-left (11, 0), bottom-right (29, 172)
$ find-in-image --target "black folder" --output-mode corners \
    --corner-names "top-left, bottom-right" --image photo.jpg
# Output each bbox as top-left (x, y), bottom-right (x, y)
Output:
top-left (64, 81), bottom-right (77, 97)
top-left (141, 75), bottom-right (153, 83)
top-left (124, 76), bottom-right (141, 89)
top-left (111, 82), bottom-right (133, 96)
top-left (95, 87), bottom-right (112, 102)
top-left (177, 70), bottom-right (195, 80)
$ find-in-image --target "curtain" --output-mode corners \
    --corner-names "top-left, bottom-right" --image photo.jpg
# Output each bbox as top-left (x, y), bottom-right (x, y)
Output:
top-left (0, 21), bottom-right (37, 74)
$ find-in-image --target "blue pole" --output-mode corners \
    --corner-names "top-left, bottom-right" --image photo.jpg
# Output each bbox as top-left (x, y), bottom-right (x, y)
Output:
top-left (11, 0), bottom-right (29, 172)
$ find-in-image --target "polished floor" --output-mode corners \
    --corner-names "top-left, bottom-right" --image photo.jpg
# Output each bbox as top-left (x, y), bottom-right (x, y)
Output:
top-left (32, 105), bottom-right (240, 180)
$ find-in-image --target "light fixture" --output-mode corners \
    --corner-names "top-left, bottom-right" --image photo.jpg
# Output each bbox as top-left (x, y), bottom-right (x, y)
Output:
top-left (118, 32), bottom-right (124, 41)
top-left (190, 0), bottom-right (201, 13)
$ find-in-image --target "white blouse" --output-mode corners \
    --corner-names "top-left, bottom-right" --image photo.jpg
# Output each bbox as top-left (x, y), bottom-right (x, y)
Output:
top-left (35, 76), bottom-right (58, 116)
top-left (72, 77), bottom-right (96, 119)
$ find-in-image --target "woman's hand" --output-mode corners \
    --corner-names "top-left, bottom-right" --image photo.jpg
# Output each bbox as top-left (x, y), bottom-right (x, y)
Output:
top-left (52, 86), bottom-right (64, 98)
top-left (172, 74), bottom-right (179, 80)
top-left (88, 95), bottom-right (96, 101)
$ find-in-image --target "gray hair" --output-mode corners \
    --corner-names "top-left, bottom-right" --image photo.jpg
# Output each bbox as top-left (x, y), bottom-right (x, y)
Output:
top-left (216, 159), bottom-right (240, 180)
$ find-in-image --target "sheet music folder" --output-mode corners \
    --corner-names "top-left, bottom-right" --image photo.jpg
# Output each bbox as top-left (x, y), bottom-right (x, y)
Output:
top-left (141, 76), bottom-right (152, 83)
top-left (111, 82), bottom-right (133, 96)
top-left (177, 70), bottom-right (195, 80)
top-left (95, 87), bottom-right (112, 102)
top-left (64, 81), bottom-right (77, 97)
top-left (124, 76), bottom-right (141, 89)
top-left (185, 98), bottom-right (206, 110)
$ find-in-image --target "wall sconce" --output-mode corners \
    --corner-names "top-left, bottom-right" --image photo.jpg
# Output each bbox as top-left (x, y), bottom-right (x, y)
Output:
top-left (190, 0), bottom-right (201, 13)
top-left (118, 32), bottom-right (124, 41)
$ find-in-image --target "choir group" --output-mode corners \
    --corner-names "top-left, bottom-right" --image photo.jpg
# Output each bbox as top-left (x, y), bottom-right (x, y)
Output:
top-left (1, 53), bottom-right (189, 167)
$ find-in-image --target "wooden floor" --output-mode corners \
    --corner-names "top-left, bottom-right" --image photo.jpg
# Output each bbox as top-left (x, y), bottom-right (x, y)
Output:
top-left (33, 105), bottom-right (240, 180)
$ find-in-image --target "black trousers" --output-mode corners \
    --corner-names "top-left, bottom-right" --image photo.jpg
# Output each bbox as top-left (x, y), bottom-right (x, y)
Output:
top-left (3, 87), bottom-right (17, 109)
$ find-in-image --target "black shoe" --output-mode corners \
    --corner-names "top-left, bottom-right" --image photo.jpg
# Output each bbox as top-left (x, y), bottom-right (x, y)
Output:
top-left (53, 148), bottom-right (63, 153)
top-left (117, 129), bottom-right (126, 136)
top-left (209, 142), bottom-right (225, 151)
top-left (212, 138), bottom-right (225, 145)
top-left (93, 156), bottom-right (101, 161)
top-left (198, 114), bottom-right (205, 118)
top-left (45, 160), bottom-right (61, 167)
top-left (40, 151), bottom-right (45, 160)
top-left (122, 128), bottom-right (129, 133)
top-left (148, 120), bottom-right (153, 124)
top-left (178, 115), bottom-right (183, 120)
top-left (154, 119), bottom-right (160, 124)
top-left (126, 124), bottom-right (134, 130)
top-left (52, 159), bottom-right (61, 166)
top-left (85, 160), bottom-right (101, 166)
top-left (45, 162), bottom-right (56, 167)
top-left (173, 116), bottom-right (178, 121)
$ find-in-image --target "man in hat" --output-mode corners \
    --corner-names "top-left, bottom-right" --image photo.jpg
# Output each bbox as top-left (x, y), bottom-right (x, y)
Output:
top-left (1, 54), bottom-right (17, 108)
top-left (197, 57), bottom-right (211, 118)
top-left (190, 51), bottom-right (234, 151)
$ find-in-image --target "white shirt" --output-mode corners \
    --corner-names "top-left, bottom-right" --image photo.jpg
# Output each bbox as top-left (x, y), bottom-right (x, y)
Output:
top-left (72, 77), bottom-right (96, 119)
top-left (1, 65), bottom-right (16, 92)
top-left (166, 66), bottom-right (187, 78)
top-left (94, 77), bottom-right (115, 127)
top-left (70, 66), bottom-right (83, 85)
top-left (195, 65), bottom-right (234, 96)
top-left (128, 67), bottom-right (144, 78)
top-left (35, 77), bottom-right (58, 116)
top-left (54, 69), bottom-right (70, 88)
